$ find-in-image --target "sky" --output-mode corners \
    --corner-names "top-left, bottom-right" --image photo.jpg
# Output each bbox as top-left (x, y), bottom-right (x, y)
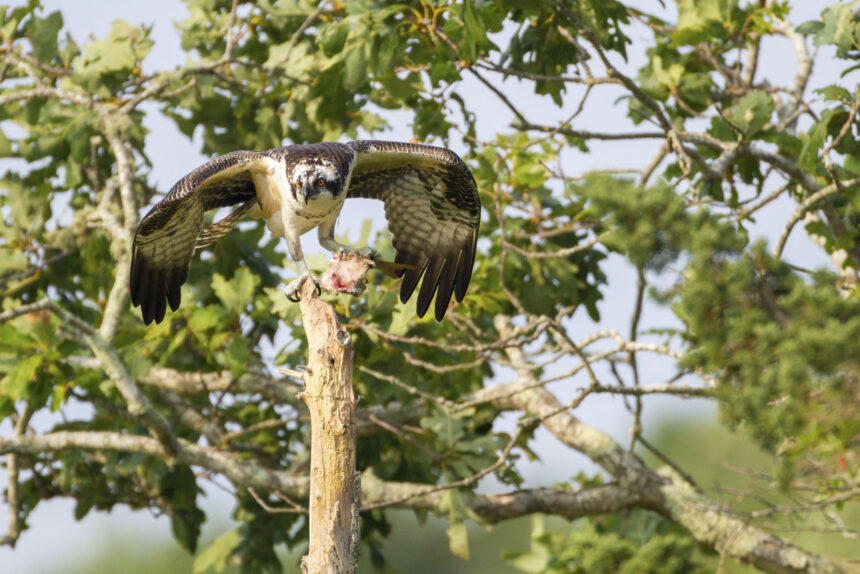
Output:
top-left (0, 1), bottom-right (842, 572)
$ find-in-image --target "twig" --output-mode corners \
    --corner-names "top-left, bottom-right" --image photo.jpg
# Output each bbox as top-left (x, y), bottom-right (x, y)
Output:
top-left (367, 413), bottom-right (441, 463)
top-left (248, 487), bottom-right (307, 514)
top-left (222, 0), bottom-right (241, 61)
top-left (500, 231), bottom-right (608, 259)
top-left (272, 2), bottom-right (329, 69)
top-left (775, 178), bottom-right (860, 258)
top-left (628, 267), bottom-right (646, 450)
top-left (360, 416), bottom-right (532, 511)
top-left (359, 366), bottom-right (455, 409)
top-left (736, 183), bottom-right (790, 220)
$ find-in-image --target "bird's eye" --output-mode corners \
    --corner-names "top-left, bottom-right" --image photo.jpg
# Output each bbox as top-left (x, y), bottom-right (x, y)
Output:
top-left (295, 181), bottom-right (302, 189)
top-left (316, 178), bottom-right (325, 187)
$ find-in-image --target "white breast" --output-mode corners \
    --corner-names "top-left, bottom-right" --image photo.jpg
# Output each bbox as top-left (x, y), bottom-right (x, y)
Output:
top-left (280, 191), bottom-right (345, 236)
top-left (251, 160), bottom-right (345, 239)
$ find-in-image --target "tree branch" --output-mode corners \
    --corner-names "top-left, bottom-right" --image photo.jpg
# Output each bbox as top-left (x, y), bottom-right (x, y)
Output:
top-left (297, 278), bottom-right (358, 574)
top-left (2, 299), bottom-right (179, 457)
top-left (98, 126), bottom-right (139, 342)
top-left (775, 178), bottom-right (860, 259)
top-left (360, 470), bottom-right (643, 524)
top-left (482, 314), bottom-right (858, 573)
top-left (0, 431), bottom-right (306, 496)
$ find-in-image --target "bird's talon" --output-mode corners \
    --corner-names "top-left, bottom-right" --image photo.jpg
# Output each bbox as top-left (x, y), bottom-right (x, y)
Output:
top-left (285, 273), bottom-right (310, 303)
top-left (336, 246), bottom-right (373, 259)
top-left (285, 273), bottom-right (321, 303)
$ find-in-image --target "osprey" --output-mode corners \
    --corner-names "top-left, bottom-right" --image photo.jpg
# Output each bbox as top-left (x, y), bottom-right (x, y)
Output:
top-left (130, 141), bottom-right (481, 324)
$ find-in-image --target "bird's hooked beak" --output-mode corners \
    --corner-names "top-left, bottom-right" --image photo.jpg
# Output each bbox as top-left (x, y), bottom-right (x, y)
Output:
top-left (302, 183), bottom-right (315, 204)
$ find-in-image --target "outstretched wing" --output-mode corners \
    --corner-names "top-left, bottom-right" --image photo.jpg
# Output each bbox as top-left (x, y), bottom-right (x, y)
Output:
top-left (130, 151), bottom-right (277, 325)
top-left (346, 140), bottom-right (481, 321)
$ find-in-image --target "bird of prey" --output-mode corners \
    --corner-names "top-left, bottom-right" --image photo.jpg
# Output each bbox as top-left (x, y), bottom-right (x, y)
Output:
top-left (130, 141), bottom-right (481, 325)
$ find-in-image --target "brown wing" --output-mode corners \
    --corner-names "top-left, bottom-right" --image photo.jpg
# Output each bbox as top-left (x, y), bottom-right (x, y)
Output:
top-left (347, 140), bottom-right (481, 321)
top-left (130, 150), bottom-right (278, 325)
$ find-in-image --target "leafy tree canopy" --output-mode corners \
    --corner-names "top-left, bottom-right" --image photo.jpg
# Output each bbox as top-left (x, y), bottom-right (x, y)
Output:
top-left (1, 0), bottom-right (859, 572)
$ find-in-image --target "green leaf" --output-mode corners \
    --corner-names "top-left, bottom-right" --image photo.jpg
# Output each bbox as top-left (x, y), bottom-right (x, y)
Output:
top-left (31, 11), bottom-right (64, 63)
top-left (211, 268), bottom-right (259, 315)
top-left (672, 0), bottom-right (729, 45)
top-left (193, 528), bottom-right (241, 574)
top-left (319, 20), bottom-right (350, 57)
top-left (0, 354), bottom-right (43, 400)
top-left (223, 335), bottom-right (252, 379)
top-left (799, 107), bottom-right (842, 171)
top-left (49, 383), bottom-right (67, 412)
top-left (76, 19), bottom-right (149, 72)
top-left (815, 85), bottom-right (853, 102)
top-left (503, 515), bottom-right (550, 572)
top-left (161, 465), bottom-right (204, 553)
top-left (188, 305), bottom-right (225, 331)
top-left (123, 350), bottom-right (153, 381)
top-left (795, 20), bottom-right (824, 36)
top-left (709, 91), bottom-right (774, 140)
top-left (814, 3), bottom-right (858, 57)
top-left (0, 249), bottom-right (27, 274)
top-left (446, 519), bottom-right (469, 560)
top-left (732, 91), bottom-right (774, 137)
top-left (844, 153), bottom-right (860, 176)
top-left (440, 489), bottom-right (471, 560)
top-left (342, 39), bottom-right (368, 92)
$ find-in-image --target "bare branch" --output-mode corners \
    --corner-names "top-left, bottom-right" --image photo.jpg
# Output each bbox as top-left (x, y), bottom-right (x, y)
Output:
top-left (517, 121), bottom-right (665, 141)
top-left (0, 84), bottom-right (95, 109)
top-left (501, 231), bottom-right (608, 259)
top-left (736, 184), bottom-right (790, 220)
top-left (359, 366), bottom-right (456, 409)
top-left (138, 367), bottom-right (301, 403)
top-left (222, 0), bottom-right (241, 61)
top-left (474, 59), bottom-right (620, 86)
top-left (271, 1), bottom-right (329, 70)
top-left (0, 431), bottom-right (307, 496)
top-left (775, 178), bottom-right (860, 259)
top-left (770, 10), bottom-right (813, 125)
top-left (2, 299), bottom-right (179, 456)
top-left (361, 470), bottom-right (643, 523)
top-left (248, 487), bottom-right (307, 515)
top-left (590, 383), bottom-right (713, 398)
top-left (0, 405), bottom-right (33, 547)
top-left (98, 127), bottom-right (139, 342)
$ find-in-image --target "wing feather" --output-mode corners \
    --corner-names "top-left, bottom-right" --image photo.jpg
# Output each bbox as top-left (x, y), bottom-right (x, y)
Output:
top-left (196, 198), bottom-right (260, 249)
top-left (130, 151), bottom-right (277, 324)
top-left (347, 140), bottom-right (481, 320)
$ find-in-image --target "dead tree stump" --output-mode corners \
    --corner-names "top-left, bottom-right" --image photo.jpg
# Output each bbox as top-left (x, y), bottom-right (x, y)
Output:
top-left (297, 278), bottom-right (358, 574)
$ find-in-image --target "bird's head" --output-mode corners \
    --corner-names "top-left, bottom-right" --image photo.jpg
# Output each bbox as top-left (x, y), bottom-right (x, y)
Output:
top-left (288, 159), bottom-right (345, 205)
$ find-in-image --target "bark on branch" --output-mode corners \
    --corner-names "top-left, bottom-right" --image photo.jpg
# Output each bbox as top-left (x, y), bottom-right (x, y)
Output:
top-left (297, 279), bottom-right (358, 574)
